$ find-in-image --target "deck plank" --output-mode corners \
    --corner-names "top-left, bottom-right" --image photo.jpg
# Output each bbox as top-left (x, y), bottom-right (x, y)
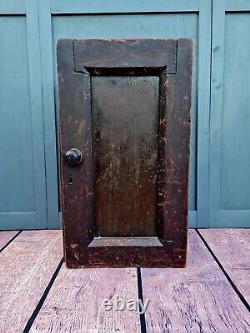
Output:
top-left (30, 267), bottom-right (140, 333)
top-left (0, 231), bottom-right (19, 250)
top-left (199, 228), bottom-right (250, 305)
top-left (141, 230), bottom-right (250, 333)
top-left (0, 230), bottom-right (62, 333)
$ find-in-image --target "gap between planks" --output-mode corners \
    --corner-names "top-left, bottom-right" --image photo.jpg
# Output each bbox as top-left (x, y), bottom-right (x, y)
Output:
top-left (0, 229), bottom-right (249, 333)
top-left (29, 266), bottom-right (141, 332)
top-left (0, 230), bottom-right (63, 333)
top-left (22, 229), bottom-right (250, 333)
top-left (141, 230), bottom-right (250, 333)
top-left (197, 228), bottom-right (250, 309)
top-left (0, 230), bottom-right (21, 252)
top-left (0, 230), bottom-right (142, 333)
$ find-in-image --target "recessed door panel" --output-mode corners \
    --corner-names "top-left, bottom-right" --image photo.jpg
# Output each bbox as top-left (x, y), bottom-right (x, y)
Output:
top-left (92, 76), bottom-right (159, 237)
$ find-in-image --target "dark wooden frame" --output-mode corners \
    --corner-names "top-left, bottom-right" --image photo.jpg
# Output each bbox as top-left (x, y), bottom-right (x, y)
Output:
top-left (57, 39), bottom-right (192, 268)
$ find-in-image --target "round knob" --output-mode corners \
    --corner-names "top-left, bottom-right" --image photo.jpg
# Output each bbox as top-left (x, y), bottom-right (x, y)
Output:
top-left (65, 148), bottom-right (82, 166)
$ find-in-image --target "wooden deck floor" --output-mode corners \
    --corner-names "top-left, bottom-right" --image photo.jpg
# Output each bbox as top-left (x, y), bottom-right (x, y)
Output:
top-left (0, 229), bottom-right (249, 333)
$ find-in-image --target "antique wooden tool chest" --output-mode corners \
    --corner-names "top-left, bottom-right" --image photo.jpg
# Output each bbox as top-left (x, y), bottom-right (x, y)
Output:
top-left (57, 39), bottom-right (192, 268)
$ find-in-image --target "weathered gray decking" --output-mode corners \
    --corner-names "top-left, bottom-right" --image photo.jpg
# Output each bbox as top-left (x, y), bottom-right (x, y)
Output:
top-left (0, 229), bottom-right (249, 333)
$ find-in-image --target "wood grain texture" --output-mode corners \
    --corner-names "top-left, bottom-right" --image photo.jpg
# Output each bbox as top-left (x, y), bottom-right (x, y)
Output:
top-left (162, 39), bottom-right (192, 252)
top-left (74, 39), bottom-right (177, 73)
top-left (57, 38), bottom-right (192, 268)
top-left (0, 230), bottom-right (62, 333)
top-left (141, 230), bottom-right (250, 333)
top-left (57, 39), bottom-right (94, 268)
top-left (30, 267), bottom-right (140, 333)
top-left (199, 228), bottom-right (250, 305)
top-left (0, 231), bottom-right (19, 250)
top-left (92, 76), bottom-right (159, 237)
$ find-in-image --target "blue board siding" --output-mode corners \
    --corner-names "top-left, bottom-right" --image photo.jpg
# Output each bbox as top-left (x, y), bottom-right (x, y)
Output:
top-left (222, 13), bottom-right (250, 210)
top-left (0, 17), bottom-right (34, 213)
top-left (210, 1), bottom-right (250, 227)
top-left (0, 0), bottom-right (249, 229)
top-left (0, 9), bottom-right (47, 229)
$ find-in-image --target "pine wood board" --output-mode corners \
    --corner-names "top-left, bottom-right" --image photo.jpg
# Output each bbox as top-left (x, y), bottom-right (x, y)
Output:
top-left (0, 231), bottom-right (19, 250)
top-left (0, 230), bottom-right (63, 333)
top-left (141, 230), bottom-right (250, 333)
top-left (199, 228), bottom-right (250, 305)
top-left (30, 267), bottom-right (140, 333)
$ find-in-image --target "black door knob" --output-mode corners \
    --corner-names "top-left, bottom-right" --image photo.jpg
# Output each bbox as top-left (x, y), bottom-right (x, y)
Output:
top-left (65, 148), bottom-right (82, 166)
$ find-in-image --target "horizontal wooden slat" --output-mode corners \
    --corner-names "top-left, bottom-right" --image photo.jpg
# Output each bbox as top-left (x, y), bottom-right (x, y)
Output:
top-left (225, 0), bottom-right (250, 11)
top-left (0, 231), bottom-right (19, 250)
top-left (0, 230), bottom-right (62, 333)
top-left (73, 39), bottom-right (177, 73)
top-left (0, 0), bottom-right (25, 14)
top-left (219, 210), bottom-right (250, 228)
top-left (141, 230), bottom-right (250, 332)
top-left (50, 0), bottom-right (200, 14)
top-left (0, 212), bottom-right (37, 230)
top-left (199, 228), bottom-right (250, 305)
top-left (30, 267), bottom-right (140, 332)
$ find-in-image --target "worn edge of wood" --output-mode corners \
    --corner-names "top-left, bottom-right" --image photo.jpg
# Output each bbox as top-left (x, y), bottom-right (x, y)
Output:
top-left (57, 38), bottom-right (193, 268)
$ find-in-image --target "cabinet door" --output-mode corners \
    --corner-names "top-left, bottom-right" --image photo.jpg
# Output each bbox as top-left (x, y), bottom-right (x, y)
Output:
top-left (57, 39), bottom-right (192, 268)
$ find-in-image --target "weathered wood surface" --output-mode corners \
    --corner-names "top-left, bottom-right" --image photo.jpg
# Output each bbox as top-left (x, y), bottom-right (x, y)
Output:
top-left (199, 228), bottom-right (250, 305)
top-left (58, 38), bottom-right (192, 268)
top-left (74, 39), bottom-right (177, 73)
top-left (0, 229), bottom-right (249, 332)
top-left (30, 267), bottom-right (140, 333)
top-left (0, 230), bottom-right (62, 333)
top-left (141, 230), bottom-right (250, 333)
top-left (92, 76), bottom-right (159, 237)
top-left (0, 231), bottom-right (19, 250)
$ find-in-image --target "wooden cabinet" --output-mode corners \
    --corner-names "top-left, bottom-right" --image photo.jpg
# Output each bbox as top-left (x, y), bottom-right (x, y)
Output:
top-left (57, 39), bottom-right (192, 268)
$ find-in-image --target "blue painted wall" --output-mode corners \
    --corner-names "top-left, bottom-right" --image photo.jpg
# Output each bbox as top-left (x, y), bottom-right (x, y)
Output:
top-left (0, 0), bottom-right (249, 229)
